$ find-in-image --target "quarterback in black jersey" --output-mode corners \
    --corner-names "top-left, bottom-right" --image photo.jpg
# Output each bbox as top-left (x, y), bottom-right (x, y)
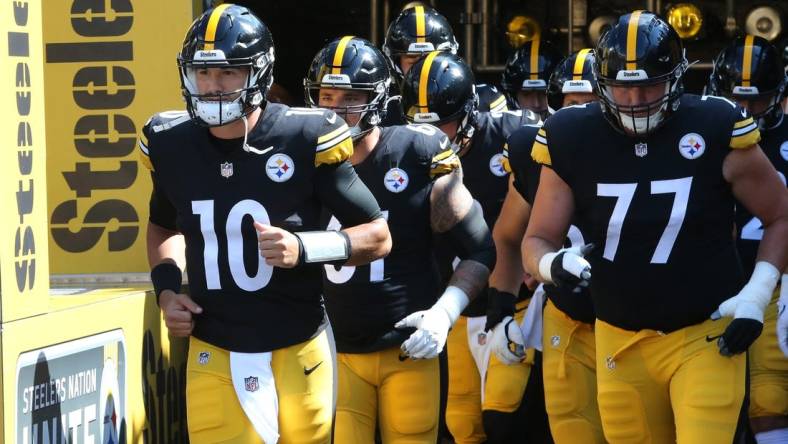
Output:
top-left (523, 12), bottom-right (788, 444)
top-left (707, 35), bottom-right (788, 442)
top-left (401, 51), bottom-right (543, 443)
top-left (305, 36), bottom-right (495, 444)
top-left (381, 5), bottom-right (507, 126)
top-left (142, 6), bottom-right (391, 443)
top-left (502, 48), bottom-right (604, 443)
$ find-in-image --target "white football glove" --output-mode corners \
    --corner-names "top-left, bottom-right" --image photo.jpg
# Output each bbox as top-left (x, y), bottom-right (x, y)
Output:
top-left (491, 316), bottom-right (526, 365)
top-left (396, 286), bottom-right (469, 359)
top-left (712, 262), bottom-right (780, 356)
top-left (778, 274), bottom-right (788, 358)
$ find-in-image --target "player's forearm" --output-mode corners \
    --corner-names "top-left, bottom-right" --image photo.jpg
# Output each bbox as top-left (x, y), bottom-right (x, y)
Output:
top-left (756, 215), bottom-right (788, 273)
top-left (449, 259), bottom-right (490, 301)
top-left (522, 235), bottom-right (561, 283)
top-left (147, 222), bottom-right (186, 270)
top-left (490, 232), bottom-right (524, 294)
top-left (342, 217), bottom-right (391, 266)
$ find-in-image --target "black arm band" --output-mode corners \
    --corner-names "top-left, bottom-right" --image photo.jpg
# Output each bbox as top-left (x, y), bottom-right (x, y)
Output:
top-left (151, 262), bottom-right (182, 306)
top-left (448, 200), bottom-right (496, 271)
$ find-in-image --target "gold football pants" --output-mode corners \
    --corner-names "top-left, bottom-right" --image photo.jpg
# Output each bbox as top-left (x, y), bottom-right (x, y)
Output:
top-left (334, 346), bottom-right (440, 444)
top-left (186, 330), bottom-right (334, 444)
top-left (749, 290), bottom-right (788, 419)
top-left (595, 317), bottom-right (745, 444)
top-left (542, 300), bottom-right (604, 443)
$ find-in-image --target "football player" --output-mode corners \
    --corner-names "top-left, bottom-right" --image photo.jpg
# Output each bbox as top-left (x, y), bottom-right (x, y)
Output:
top-left (142, 5), bottom-right (391, 443)
top-left (382, 5), bottom-right (507, 126)
top-left (303, 35), bottom-right (496, 444)
top-left (707, 35), bottom-right (788, 444)
top-left (401, 51), bottom-right (542, 443)
top-left (523, 11), bottom-right (788, 443)
top-left (499, 48), bottom-right (604, 443)
top-left (500, 37), bottom-right (563, 119)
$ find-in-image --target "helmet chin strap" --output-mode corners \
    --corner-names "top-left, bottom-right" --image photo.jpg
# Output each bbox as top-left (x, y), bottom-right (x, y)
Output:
top-left (241, 115), bottom-right (250, 152)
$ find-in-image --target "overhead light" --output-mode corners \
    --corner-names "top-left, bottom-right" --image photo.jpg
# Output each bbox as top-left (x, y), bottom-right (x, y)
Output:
top-left (745, 6), bottom-right (782, 42)
top-left (667, 3), bottom-right (703, 40)
top-left (588, 15), bottom-right (616, 46)
top-left (506, 15), bottom-right (541, 49)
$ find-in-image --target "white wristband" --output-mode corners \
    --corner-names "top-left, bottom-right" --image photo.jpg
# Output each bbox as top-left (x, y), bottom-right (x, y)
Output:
top-left (780, 274), bottom-right (788, 304)
top-left (295, 231), bottom-right (350, 264)
top-left (434, 286), bottom-right (470, 325)
top-left (538, 252), bottom-right (558, 284)
top-left (746, 261), bottom-right (781, 311)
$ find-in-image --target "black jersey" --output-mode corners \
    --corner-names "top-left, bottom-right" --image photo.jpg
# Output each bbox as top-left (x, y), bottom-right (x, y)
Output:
top-left (476, 83), bottom-right (507, 113)
top-left (140, 104), bottom-right (382, 353)
top-left (506, 124), bottom-right (595, 324)
top-left (734, 115), bottom-right (788, 278)
top-left (323, 124), bottom-right (460, 353)
top-left (534, 95), bottom-right (761, 332)
top-left (437, 109), bottom-right (541, 315)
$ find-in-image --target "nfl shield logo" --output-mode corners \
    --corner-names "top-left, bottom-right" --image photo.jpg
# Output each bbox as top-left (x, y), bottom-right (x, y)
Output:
top-left (477, 332), bottom-right (487, 346)
top-left (244, 376), bottom-right (259, 392)
top-left (634, 143), bottom-right (648, 157)
top-left (220, 162), bottom-right (233, 178)
top-left (198, 351), bottom-right (210, 365)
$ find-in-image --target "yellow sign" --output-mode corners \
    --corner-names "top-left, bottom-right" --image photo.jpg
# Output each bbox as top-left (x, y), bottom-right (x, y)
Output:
top-left (43, 0), bottom-right (192, 274)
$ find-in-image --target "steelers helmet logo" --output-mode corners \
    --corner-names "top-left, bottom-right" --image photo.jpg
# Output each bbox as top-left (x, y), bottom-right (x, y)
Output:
top-left (780, 141), bottom-right (788, 162)
top-left (678, 133), bottom-right (706, 159)
top-left (266, 153), bottom-right (295, 182)
top-left (384, 168), bottom-right (409, 193)
top-left (489, 153), bottom-right (508, 176)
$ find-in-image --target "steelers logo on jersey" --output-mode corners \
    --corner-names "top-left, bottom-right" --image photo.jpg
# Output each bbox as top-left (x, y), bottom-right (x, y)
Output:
top-left (780, 141), bottom-right (788, 162)
top-left (488, 153), bottom-right (508, 177)
top-left (678, 133), bottom-right (706, 159)
top-left (266, 153), bottom-right (295, 182)
top-left (384, 167), bottom-right (409, 193)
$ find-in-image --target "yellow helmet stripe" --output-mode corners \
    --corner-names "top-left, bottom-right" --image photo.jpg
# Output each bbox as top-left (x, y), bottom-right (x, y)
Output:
top-left (331, 35), bottom-right (355, 75)
top-left (203, 3), bottom-right (231, 51)
top-left (418, 51), bottom-right (440, 112)
top-left (415, 6), bottom-right (427, 43)
top-left (572, 48), bottom-right (591, 80)
top-left (742, 34), bottom-right (754, 87)
top-left (626, 10), bottom-right (642, 70)
top-left (529, 38), bottom-right (541, 80)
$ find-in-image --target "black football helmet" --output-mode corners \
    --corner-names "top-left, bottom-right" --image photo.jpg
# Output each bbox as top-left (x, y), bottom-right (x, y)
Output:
top-left (594, 11), bottom-right (687, 136)
top-left (547, 48), bottom-right (598, 113)
top-left (401, 51), bottom-right (477, 142)
top-left (304, 36), bottom-right (391, 140)
top-left (383, 6), bottom-right (459, 82)
top-left (500, 37), bottom-right (563, 115)
top-left (707, 35), bottom-right (786, 129)
top-left (177, 4), bottom-right (275, 127)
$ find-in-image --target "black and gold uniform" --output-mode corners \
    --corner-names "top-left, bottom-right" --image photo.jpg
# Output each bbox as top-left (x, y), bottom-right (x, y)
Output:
top-left (323, 123), bottom-right (459, 443)
top-left (476, 84), bottom-right (508, 113)
top-left (506, 123), bottom-right (603, 443)
top-left (535, 92), bottom-right (760, 442)
top-left (142, 103), bottom-right (381, 443)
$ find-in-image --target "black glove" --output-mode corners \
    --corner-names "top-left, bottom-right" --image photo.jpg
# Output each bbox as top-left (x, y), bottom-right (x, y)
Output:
top-left (714, 318), bottom-right (763, 356)
top-left (485, 288), bottom-right (517, 331)
top-left (543, 244), bottom-right (594, 291)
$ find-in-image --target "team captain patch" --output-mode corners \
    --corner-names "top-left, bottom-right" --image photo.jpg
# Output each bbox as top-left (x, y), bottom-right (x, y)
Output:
top-left (266, 153), bottom-right (295, 182)
top-left (384, 167), bottom-right (409, 193)
top-left (678, 133), bottom-right (705, 159)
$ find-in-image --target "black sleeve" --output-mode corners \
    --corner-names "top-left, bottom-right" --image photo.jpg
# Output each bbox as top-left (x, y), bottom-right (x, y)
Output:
top-left (148, 171), bottom-right (178, 230)
top-left (314, 161), bottom-right (383, 226)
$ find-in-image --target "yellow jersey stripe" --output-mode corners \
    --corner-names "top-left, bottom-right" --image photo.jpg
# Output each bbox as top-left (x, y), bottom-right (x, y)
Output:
top-left (331, 35), bottom-right (355, 75)
top-left (415, 6), bottom-right (426, 43)
top-left (572, 48), bottom-right (591, 80)
top-left (203, 3), bottom-right (231, 51)
top-left (489, 95), bottom-right (507, 110)
top-left (626, 11), bottom-right (642, 70)
top-left (529, 38), bottom-right (540, 80)
top-left (432, 148), bottom-right (455, 162)
top-left (315, 137), bottom-right (353, 166)
top-left (531, 141), bottom-right (551, 166)
top-left (733, 116), bottom-right (754, 129)
top-left (730, 127), bottom-right (761, 149)
top-left (317, 124), bottom-right (350, 144)
top-left (418, 51), bottom-right (440, 111)
top-left (430, 152), bottom-right (460, 178)
top-left (742, 34), bottom-right (754, 87)
top-left (502, 144), bottom-right (512, 173)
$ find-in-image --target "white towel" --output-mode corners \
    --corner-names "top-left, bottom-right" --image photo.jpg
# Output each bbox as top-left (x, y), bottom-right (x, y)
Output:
top-left (230, 351), bottom-right (279, 444)
top-left (466, 315), bottom-right (492, 404)
top-left (521, 284), bottom-right (545, 352)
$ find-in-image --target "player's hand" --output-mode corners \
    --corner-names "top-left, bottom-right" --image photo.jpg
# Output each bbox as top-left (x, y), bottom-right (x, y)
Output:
top-left (711, 278), bottom-right (770, 356)
top-left (491, 316), bottom-right (526, 364)
top-left (538, 244), bottom-right (593, 291)
top-left (395, 307), bottom-right (452, 360)
top-left (254, 222), bottom-right (300, 268)
top-left (159, 290), bottom-right (202, 337)
top-left (778, 275), bottom-right (788, 357)
top-left (523, 272), bottom-right (538, 291)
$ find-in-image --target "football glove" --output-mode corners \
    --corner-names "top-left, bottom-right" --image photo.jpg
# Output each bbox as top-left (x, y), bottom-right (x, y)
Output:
top-left (538, 244), bottom-right (593, 291)
top-left (396, 286), bottom-right (469, 359)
